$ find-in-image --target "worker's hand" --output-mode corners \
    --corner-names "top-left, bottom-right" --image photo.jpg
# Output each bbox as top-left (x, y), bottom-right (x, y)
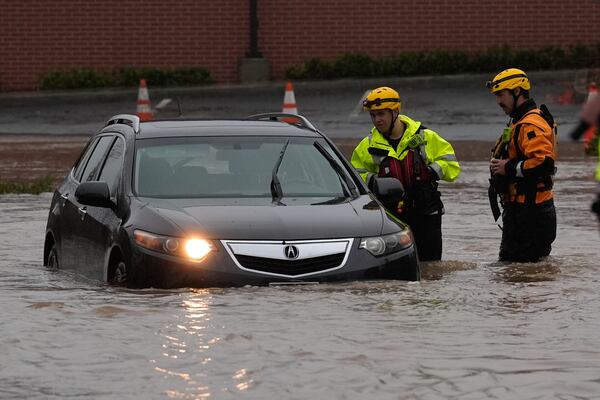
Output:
top-left (490, 158), bottom-right (508, 176)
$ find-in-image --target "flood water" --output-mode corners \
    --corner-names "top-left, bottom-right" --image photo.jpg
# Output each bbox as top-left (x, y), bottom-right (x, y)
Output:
top-left (1, 159), bottom-right (599, 400)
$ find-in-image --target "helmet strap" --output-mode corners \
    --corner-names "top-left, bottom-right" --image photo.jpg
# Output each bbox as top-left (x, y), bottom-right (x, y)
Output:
top-left (509, 88), bottom-right (524, 117)
top-left (384, 109), bottom-right (400, 137)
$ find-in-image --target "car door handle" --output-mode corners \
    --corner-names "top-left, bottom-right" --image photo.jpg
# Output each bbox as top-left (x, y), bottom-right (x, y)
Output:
top-left (61, 193), bottom-right (69, 200)
top-left (78, 206), bottom-right (87, 215)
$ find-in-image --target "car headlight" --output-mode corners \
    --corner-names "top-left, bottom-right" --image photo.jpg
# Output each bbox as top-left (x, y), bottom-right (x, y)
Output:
top-left (134, 229), bottom-right (216, 262)
top-left (359, 230), bottom-right (413, 256)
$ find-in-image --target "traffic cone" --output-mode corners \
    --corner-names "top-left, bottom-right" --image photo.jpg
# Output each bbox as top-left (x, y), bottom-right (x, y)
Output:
top-left (583, 83), bottom-right (598, 154)
top-left (136, 79), bottom-right (153, 121)
top-left (282, 81), bottom-right (298, 122)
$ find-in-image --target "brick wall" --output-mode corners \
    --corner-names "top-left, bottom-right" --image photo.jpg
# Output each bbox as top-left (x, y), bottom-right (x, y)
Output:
top-left (1, 0), bottom-right (598, 91)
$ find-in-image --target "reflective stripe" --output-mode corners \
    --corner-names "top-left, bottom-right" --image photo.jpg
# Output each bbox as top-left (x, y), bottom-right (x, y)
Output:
top-left (355, 168), bottom-right (369, 173)
top-left (430, 162), bottom-right (443, 179)
top-left (516, 161), bottom-right (524, 178)
top-left (492, 73), bottom-right (527, 86)
top-left (434, 154), bottom-right (457, 162)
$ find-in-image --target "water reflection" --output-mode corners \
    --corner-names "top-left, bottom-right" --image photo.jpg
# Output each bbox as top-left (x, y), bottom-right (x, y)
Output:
top-left (152, 290), bottom-right (256, 399)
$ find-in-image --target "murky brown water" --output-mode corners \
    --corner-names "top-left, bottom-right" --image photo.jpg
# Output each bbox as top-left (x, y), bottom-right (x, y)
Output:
top-left (1, 160), bottom-right (599, 400)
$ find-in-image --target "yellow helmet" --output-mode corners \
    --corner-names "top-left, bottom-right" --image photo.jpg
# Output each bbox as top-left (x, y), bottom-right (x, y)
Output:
top-left (486, 68), bottom-right (531, 93)
top-left (362, 87), bottom-right (401, 111)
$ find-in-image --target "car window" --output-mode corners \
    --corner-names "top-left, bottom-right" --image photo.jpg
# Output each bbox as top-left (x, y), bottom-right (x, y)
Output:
top-left (134, 136), bottom-right (350, 198)
top-left (79, 136), bottom-right (115, 182)
top-left (73, 138), bottom-right (99, 181)
top-left (98, 137), bottom-right (125, 197)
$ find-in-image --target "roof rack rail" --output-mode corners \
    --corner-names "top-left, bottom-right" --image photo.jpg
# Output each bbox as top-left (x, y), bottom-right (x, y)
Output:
top-left (245, 112), bottom-right (317, 131)
top-left (105, 114), bottom-right (140, 134)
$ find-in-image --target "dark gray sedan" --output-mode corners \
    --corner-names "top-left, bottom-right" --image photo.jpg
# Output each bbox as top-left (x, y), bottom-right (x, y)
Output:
top-left (44, 113), bottom-right (419, 288)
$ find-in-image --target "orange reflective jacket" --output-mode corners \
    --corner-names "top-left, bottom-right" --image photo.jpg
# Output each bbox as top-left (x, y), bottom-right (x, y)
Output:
top-left (503, 101), bottom-right (557, 205)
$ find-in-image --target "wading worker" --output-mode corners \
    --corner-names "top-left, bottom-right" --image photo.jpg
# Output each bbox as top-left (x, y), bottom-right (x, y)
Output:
top-left (487, 68), bottom-right (557, 261)
top-left (351, 87), bottom-right (460, 261)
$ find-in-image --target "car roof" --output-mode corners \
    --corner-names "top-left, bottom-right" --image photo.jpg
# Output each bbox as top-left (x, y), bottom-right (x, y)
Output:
top-left (99, 113), bottom-right (327, 140)
top-left (117, 119), bottom-right (321, 140)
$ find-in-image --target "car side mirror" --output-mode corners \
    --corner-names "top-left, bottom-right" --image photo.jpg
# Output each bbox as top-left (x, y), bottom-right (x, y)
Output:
top-left (372, 177), bottom-right (404, 198)
top-left (75, 181), bottom-right (115, 209)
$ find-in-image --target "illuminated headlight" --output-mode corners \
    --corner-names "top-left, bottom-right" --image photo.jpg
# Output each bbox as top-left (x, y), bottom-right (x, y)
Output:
top-left (359, 230), bottom-right (413, 256)
top-left (134, 229), bottom-right (216, 262)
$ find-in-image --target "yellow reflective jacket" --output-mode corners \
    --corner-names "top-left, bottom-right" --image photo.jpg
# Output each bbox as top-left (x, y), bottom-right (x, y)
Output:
top-left (351, 115), bottom-right (461, 187)
top-left (597, 138), bottom-right (600, 182)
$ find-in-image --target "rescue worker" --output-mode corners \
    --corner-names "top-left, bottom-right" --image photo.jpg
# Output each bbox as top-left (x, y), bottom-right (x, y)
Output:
top-left (351, 87), bottom-right (460, 261)
top-left (487, 68), bottom-right (557, 261)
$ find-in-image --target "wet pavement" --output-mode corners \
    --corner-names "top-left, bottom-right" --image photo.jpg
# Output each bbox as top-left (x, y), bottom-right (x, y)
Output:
top-left (0, 70), bottom-right (585, 140)
top-left (1, 159), bottom-right (599, 399)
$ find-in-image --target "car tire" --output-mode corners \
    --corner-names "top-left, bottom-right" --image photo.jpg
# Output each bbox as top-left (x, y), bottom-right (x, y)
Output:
top-left (110, 259), bottom-right (128, 286)
top-left (46, 244), bottom-right (59, 270)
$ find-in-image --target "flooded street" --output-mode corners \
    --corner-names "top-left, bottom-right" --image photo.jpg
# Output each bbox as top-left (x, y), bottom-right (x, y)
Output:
top-left (1, 159), bottom-right (600, 400)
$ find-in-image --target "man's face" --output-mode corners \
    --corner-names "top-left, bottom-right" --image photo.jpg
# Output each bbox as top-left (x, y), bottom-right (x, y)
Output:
top-left (369, 109), bottom-right (395, 134)
top-left (495, 89), bottom-right (515, 115)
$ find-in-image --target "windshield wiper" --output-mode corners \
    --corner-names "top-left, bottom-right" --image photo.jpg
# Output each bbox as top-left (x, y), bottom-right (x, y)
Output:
top-left (271, 139), bottom-right (290, 204)
top-left (313, 141), bottom-right (359, 198)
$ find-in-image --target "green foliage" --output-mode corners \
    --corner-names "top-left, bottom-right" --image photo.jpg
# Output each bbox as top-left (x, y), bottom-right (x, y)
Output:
top-left (0, 176), bottom-right (55, 194)
top-left (40, 66), bottom-right (213, 90)
top-left (285, 44), bottom-right (600, 80)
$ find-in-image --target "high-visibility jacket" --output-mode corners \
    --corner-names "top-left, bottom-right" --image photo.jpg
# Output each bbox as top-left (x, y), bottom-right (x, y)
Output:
top-left (498, 100), bottom-right (557, 205)
top-left (351, 115), bottom-right (460, 188)
top-left (596, 138), bottom-right (600, 182)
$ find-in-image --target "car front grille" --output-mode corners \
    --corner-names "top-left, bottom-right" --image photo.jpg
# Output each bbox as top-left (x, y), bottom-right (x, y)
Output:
top-left (235, 253), bottom-right (346, 276)
top-left (222, 239), bottom-right (352, 278)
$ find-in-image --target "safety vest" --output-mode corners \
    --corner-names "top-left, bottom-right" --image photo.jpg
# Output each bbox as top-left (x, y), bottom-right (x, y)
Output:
top-left (493, 106), bottom-right (557, 205)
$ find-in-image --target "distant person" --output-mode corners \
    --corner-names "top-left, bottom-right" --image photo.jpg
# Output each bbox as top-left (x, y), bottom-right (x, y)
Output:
top-left (487, 68), bottom-right (557, 262)
top-left (351, 86), bottom-right (461, 261)
top-left (570, 85), bottom-right (600, 224)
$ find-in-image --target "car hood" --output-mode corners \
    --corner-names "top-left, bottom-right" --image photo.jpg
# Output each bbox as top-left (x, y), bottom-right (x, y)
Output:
top-left (143, 196), bottom-right (388, 240)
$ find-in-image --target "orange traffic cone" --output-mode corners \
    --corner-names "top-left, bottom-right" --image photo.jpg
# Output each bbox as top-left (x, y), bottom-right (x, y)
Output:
top-left (282, 81), bottom-right (298, 122)
top-left (583, 83), bottom-right (598, 154)
top-left (136, 79), bottom-right (153, 121)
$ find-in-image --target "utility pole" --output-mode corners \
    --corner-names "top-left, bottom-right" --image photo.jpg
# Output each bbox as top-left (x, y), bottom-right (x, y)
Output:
top-left (239, 0), bottom-right (269, 82)
top-left (247, 0), bottom-right (262, 57)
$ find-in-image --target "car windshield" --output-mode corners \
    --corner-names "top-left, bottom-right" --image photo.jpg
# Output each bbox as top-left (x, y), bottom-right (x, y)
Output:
top-left (134, 136), bottom-right (354, 199)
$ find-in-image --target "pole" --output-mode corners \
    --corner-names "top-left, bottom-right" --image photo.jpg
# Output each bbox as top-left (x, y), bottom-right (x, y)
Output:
top-left (247, 0), bottom-right (262, 57)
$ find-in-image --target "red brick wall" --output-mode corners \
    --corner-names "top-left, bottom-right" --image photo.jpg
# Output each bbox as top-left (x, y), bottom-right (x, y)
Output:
top-left (1, 0), bottom-right (598, 91)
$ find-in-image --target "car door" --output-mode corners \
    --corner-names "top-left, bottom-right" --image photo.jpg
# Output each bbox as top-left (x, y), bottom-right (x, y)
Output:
top-left (62, 135), bottom-right (115, 277)
top-left (80, 135), bottom-right (127, 281)
top-left (58, 137), bottom-right (106, 270)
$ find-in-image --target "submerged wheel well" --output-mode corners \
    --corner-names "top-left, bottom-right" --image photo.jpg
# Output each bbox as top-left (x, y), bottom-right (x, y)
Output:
top-left (44, 233), bottom-right (55, 264)
top-left (107, 247), bottom-right (125, 282)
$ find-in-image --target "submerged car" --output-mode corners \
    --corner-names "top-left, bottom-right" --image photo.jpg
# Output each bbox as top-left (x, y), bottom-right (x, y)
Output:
top-left (44, 113), bottom-right (420, 288)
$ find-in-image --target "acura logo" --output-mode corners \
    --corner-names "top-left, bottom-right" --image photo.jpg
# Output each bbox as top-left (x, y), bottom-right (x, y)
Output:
top-left (284, 245), bottom-right (299, 259)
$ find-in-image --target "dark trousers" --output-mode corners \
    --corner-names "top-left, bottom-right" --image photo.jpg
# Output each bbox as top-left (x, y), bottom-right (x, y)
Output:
top-left (499, 200), bottom-right (556, 262)
top-left (402, 210), bottom-right (443, 261)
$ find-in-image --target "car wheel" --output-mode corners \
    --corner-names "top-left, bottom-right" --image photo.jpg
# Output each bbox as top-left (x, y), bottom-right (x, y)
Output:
top-left (46, 244), bottom-right (59, 270)
top-left (110, 260), bottom-right (128, 286)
